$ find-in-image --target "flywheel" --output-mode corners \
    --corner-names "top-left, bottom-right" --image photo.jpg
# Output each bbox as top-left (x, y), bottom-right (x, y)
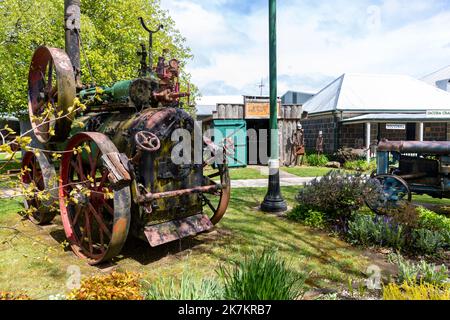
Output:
top-left (28, 46), bottom-right (76, 144)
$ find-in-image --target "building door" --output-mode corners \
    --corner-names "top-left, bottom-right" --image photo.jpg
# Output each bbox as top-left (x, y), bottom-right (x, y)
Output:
top-left (212, 120), bottom-right (247, 168)
top-left (406, 123), bottom-right (416, 141)
top-left (246, 119), bottom-right (270, 165)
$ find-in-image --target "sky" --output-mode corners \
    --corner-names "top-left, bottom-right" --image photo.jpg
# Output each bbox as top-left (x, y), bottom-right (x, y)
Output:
top-left (160, 0), bottom-right (450, 97)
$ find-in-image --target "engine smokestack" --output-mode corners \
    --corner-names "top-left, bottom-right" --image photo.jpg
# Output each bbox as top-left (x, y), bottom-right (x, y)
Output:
top-left (64, 0), bottom-right (82, 88)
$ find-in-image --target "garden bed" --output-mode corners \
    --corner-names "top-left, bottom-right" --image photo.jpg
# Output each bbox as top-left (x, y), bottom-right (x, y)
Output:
top-left (0, 187), bottom-right (375, 299)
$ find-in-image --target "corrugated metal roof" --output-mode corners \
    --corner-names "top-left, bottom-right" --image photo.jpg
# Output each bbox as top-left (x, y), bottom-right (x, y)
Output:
top-left (421, 65), bottom-right (450, 85)
top-left (341, 113), bottom-right (450, 124)
top-left (195, 95), bottom-right (244, 116)
top-left (195, 95), bottom-right (244, 107)
top-left (303, 73), bottom-right (450, 114)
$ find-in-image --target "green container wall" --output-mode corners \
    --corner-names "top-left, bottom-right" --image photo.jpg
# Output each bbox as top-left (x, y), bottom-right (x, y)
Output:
top-left (213, 120), bottom-right (247, 168)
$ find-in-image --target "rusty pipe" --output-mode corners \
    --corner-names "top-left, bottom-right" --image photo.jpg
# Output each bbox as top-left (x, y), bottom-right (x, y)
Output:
top-left (378, 140), bottom-right (450, 155)
top-left (138, 184), bottom-right (224, 203)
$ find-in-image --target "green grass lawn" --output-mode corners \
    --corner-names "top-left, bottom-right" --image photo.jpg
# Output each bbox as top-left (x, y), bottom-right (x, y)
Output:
top-left (0, 152), bottom-right (22, 161)
top-left (205, 167), bottom-right (268, 180)
top-left (281, 166), bottom-right (333, 178)
top-left (0, 187), bottom-right (372, 299)
top-left (206, 166), bottom-right (337, 180)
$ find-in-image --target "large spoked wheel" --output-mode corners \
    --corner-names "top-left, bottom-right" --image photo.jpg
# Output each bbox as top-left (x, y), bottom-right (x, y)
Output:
top-left (28, 46), bottom-right (76, 144)
top-left (21, 151), bottom-right (58, 225)
top-left (202, 164), bottom-right (231, 225)
top-left (59, 132), bottom-right (131, 265)
top-left (365, 174), bottom-right (412, 215)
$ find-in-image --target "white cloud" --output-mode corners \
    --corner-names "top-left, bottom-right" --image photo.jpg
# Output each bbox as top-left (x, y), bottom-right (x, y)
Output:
top-left (160, 0), bottom-right (450, 96)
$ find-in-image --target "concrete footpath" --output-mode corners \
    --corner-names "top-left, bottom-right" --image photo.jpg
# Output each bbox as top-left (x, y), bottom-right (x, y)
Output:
top-left (232, 177), bottom-right (316, 188)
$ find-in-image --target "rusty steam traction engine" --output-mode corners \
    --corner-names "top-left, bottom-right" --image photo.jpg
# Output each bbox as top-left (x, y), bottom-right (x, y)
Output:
top-left (21, 1), bottom-right (230, 264)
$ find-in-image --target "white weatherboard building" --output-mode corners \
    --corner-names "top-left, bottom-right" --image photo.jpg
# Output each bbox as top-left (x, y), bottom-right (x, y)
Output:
top-left (301, 73), bottom-right (450, 158)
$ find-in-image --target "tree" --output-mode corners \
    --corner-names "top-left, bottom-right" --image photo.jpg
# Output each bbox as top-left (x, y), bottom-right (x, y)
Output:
top-left (0, 0), bottom-right (196, 117)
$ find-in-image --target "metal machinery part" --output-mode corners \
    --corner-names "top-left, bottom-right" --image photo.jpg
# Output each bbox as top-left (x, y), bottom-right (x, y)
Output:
top-left (365, 174), bottom-right (412, 215)
top-left (21, 151), bottom-right (58, 225)
top-left (20, 1), bottom-right (231, 264)
top-left (28, 46), bottom-right (76, 144)
top-left (366, 139), bottom-right (450, 215)
top-left (135, 131), bottom-right (161, 152)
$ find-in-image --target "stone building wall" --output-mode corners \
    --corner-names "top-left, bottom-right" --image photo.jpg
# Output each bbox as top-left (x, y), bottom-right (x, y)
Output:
top-left (378, 124), bottom-right (407, 141)
top-left (301, 116), bottom-right (336, 154)
top-left (339, 124), bottom-right (365, 149)
top-left (424, 123), bottom-right (447, 141)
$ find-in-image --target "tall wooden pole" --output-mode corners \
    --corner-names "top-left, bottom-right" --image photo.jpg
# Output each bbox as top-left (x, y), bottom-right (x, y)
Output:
top-left (261, 0), bottom-right (287, 213)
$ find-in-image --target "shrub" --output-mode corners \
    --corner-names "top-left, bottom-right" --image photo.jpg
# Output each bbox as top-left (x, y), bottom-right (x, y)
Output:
top-left (296, 171), bottom-right (369, 223)
top-left (217, 250), bottom-right (307, 300)
top-left (287, 206), bottom-right (326, 228)
top-left (385, 203), bottom-right (420, 230)
top-left (383, 282), bottom-right (450, 300)
top-left (335, 148), bottom-right (364, 163)
top-left (343, 160), bottom-right (376, 172)
top-left (388, 254), bottom-right (449, 285)
top-left (305, 154), bottom-right (329, 167)
top-left (0, 292), bottom-right (30, 300)
top-left (417, 206), bottom-right (450, 245)
top-left (347, 215), bottom-right (405, 250)
top-left (67, 271), bottom-right (144, 300)
top-left (347, 215), bottom-right (375, 246)
top-left (145, 275), bottom-right (222, 300)
top-left (411, 229), bottom-right (445, 255)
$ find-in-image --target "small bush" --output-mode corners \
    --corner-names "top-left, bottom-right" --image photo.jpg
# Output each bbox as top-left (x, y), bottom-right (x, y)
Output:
top-left (145, 275), bottom-right (222, 300)
top-left (385, 203), bottom-right (420, 230)
top-left (383, 282), bottom-right (450, 300)
top-left (0, 292), bottom-right (30, 300)
top-left (67, 271), bottom-right (144, 300)
top-left (388, 254), bottom-right (449, 285)
top-left (412, 229), bottom-right (445, 255)
top-left (347, 215), bottom-right (405, 250)
top-left (305, 154), bottom-right (329, 167)
top-left (287, 206), bottom-right (326, 228)
top-left (347, 215), bottom-right (375, 246)
top-left (296, 171), bottom-right (369, 223)
top-left (335, 148), bottom-right (364, 163)
top-left (217, 250), bottom-right (307, 300)
top-left (343, 160), bottom-right (376, 172)
top-left (417, 207), bottom-right (450, 245)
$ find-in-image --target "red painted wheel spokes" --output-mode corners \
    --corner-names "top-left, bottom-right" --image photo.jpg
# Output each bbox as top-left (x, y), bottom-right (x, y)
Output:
top-left (60, 132), bottom-right (131, 265)
top-left (62, 139), bottom-right (114, 261)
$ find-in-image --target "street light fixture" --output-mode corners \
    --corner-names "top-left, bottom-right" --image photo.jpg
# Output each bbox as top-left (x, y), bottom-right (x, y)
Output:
top-left (261, 0), bottom-right (287, 213)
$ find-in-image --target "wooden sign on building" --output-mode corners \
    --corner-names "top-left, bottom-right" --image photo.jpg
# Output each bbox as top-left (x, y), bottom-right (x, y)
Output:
top-left (244, 96), bottom-right (281, 119)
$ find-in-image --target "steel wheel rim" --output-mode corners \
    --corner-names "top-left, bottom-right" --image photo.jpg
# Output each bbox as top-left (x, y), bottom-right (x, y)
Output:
top-left (202, 164), bottom-right (230, 225)
top-left (365, 174), bottom-right (412, 214)
top-left (59, 132), bottom-right (131, 264)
